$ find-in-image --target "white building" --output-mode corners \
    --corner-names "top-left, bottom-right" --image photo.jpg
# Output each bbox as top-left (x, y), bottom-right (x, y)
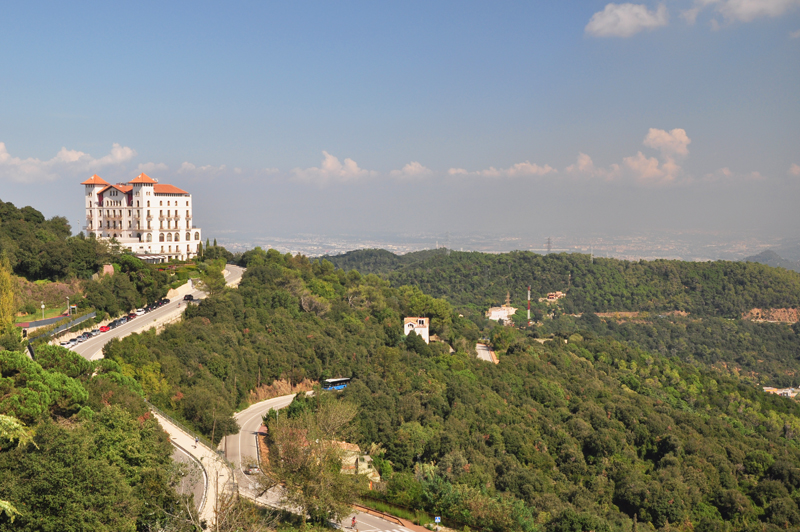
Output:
top-left (82, 173), bottom-right (202, 261)
top-left (403, 317), bottom-right (430, 344)
top-left (486, 306), bottom-right (517, 322)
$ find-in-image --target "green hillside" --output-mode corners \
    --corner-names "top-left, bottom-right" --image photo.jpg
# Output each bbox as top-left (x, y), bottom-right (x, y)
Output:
top-left (102, 247), bottom-right (800, 531)
top-left (327, 249), bottom-right (800, 317)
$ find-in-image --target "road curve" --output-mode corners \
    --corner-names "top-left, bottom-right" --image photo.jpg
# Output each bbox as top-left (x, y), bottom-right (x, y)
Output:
top-left (71, 265), bottom-right (245, 361)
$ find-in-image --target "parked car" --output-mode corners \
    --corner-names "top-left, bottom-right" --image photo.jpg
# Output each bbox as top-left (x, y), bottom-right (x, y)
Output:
top-left (135, 308), bottom-right (146, 316)
top-left (162, 298), bottom-right (170, 304)
top-left (99, 326), bottom-right (110, 333)
top-left (60, 341), bottom-right (70, 347)
top-left (67, 339), bottom-right (78, 347)
top-left (127, 313), bottom-right (136, 320)
top-left (183, 294), bottom-right (194, 301)
top-left (244, 466), bottom-right (260, 475)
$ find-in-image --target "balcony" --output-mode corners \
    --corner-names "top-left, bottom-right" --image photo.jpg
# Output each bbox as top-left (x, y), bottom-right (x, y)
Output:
top-left (159, 215), bottom-right (166, 221)
top-left (146, 214), bottom-right (153, 220)
top-left (186, 214), bottom-right (192, 220)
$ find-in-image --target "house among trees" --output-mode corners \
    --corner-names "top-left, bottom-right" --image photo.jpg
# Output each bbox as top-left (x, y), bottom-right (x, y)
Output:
top-left (403, 317), bottom-right (430, 344)
top-left (539, 291), bottom-right (566, 303)
top-left (333, 441), bottom-right (381, 483)
top-left (485, 306), bottom-right (517, 322)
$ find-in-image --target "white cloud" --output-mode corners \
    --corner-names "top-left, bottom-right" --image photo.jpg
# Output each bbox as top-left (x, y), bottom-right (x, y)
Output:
top-left (682, 7), bottom-right (701, 23)
top-left (748, 170), bottom-right (766, 180)
top-left (136, 162), bottom-right (168, 174)
top-left (704, 167), bottom-right (734, 180)
top-left (0, 142), bottom-right (136, 183)
top-left (585, 3), bottom-right (669, 37)
top-left (791, 29), bottom-right (800, 38)
top-left (178, 161), bottom-right (229, 173)
top-left (623, 151), bottom-right (683, 184)
top-left (447, 161), bottom-right (556, 178)
top-left (789, 163), bottom-right (800, 176)
top-left (642, 127), bottom-right (691, 157)
top-left (685, 0), bottom-right (800, 26)
top-left (715, 0), bottom-right (800, 22)
top-left (291, 151), bottom-right (376, 184)
top-left (390, 161), bottom-right (434, 179)
top-left (567, 128), bottom-right (690, 186)
top-left (565, 153), bottom-right (622, 180)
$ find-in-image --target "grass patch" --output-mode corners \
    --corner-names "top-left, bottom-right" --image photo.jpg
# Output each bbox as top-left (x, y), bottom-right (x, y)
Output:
top-left (357, 497), bottom-right (434, 526)
top-left (15, 307), bottom-right (67, 323)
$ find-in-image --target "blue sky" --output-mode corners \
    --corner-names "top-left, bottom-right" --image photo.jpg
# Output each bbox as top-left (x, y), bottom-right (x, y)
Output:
top-left (1, 1), bottom-right (799, 244)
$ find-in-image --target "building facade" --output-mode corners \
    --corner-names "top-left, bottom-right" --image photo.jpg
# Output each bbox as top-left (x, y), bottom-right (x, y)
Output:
top-left (82, 173), bottom-right (202, 261)
top-left (403, 317), bottom-right (430, 344)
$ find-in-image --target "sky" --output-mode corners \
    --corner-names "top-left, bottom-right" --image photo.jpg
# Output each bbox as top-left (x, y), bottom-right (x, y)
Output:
top-left (1, 0), bottom-right (799, 247)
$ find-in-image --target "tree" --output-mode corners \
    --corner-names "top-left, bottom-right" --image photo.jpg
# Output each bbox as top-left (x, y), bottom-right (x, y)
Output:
top-left (0, 414), bottom-right (34, 523)
top-left (0, 253), bottom-right (14, 333)
top-left (199, 260), bottom-right (227, 296)
top-left (261, 396), bottom-right (361, 524)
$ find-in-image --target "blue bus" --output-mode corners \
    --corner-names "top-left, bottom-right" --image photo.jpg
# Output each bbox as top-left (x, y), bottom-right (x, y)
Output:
top-left (322, 378), bottom-right (351, 391)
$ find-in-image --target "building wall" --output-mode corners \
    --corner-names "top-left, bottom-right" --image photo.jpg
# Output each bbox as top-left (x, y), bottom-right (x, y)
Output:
top-left (84, 181), bottom-right (203, 261)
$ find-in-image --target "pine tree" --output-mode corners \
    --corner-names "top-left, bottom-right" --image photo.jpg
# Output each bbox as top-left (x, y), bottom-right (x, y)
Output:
top-left (213, 238), bottom-right (217, 247)
top-left (0, 252), bottom-right (15, 334)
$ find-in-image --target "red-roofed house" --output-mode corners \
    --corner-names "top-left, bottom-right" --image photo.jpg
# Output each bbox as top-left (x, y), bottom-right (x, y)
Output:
top-left (82, 173), bottom-right (202, 261)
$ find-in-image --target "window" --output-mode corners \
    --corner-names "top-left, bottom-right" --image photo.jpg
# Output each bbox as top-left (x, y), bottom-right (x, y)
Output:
top-left (147, 201), bottom-right (150, 207)
top-left (186, 201), bottom-right (189, 206)
top-left (166, 233), bottom-right (172, 242)
top-left (195, 232), bottom-right (200, 240)
top-left (167, 201), bottom-right (171, 206)
top-left (137, 233), bottom-right (142, 241)
top-left (186, 232), bottom-right (190, 241)
top-left (169, 245), bottom-right (172, 252)
top-left (161, 246), bottom-right (164, 252)
top-left (147, 233), bottom-right (152, 242)
top-left (160, 201), bottom-right (163, 206)
top-left (159, 233), bottom-right (165, 242)
top-left (174, 232), bottom-right (180, 242)
top-left (418, 319), bottom-right (425, 325)
top-left (187, 244), bottom-right (190, 252)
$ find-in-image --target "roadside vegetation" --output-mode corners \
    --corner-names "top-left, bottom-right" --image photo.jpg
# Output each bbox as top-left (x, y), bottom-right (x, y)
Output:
top-left (103, 246), bottom-right (800, 531)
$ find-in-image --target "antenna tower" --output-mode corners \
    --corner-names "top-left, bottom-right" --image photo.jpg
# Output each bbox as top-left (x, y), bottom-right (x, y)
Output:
top-left (527, 285), bottom-right (531, 321)
top-left (546, 237), bottom-right (552, 255)
top-left (446, 231), bottom-right (451, 256)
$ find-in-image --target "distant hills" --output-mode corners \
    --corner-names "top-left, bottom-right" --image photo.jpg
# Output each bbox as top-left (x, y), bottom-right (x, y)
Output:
top-left (743, 250), bottom-right (800, 273)
top-left (325, 248), bottom-right (800, 317)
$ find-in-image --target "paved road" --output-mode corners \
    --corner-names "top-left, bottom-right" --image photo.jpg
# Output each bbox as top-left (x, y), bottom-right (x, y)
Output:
top-left (222, 393), bottom-right (297, 491)
top-left (222, 393), bottom-right (424, 532)
top-left (171, 444), bottom-right (206, 511)
top-left (476, 342), bottom-right (497, 363)
top-left (71, 265), bottom-right (245, 361)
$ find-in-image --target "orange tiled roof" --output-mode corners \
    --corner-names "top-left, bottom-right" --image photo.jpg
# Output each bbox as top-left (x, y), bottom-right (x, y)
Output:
top-left (154, 184), bottom-right (188, 195)
top-left (98, 184), bottom-right (133, 194)
top-left (81, 174), bottom-right (110, 186)
top-left (128, 173), bottom-right (157, 184)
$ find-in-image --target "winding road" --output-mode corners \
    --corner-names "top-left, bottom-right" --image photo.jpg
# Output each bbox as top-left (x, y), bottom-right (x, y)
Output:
top-left (66, 263), bottom-right (419, 531)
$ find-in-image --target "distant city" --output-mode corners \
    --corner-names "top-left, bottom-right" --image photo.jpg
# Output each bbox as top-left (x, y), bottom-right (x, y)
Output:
top-left (216, 230), bottom-right (800, 262)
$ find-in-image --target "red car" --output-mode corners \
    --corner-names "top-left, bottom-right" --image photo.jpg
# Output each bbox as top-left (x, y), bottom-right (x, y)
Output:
top-left (99, 325), bottom-right (110, 333)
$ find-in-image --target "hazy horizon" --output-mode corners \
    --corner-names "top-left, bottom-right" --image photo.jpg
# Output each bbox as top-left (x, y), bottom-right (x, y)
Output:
top-left (1, 2), bottom-right (798, 253)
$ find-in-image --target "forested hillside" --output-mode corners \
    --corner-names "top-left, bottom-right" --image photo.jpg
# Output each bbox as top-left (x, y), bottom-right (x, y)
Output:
top-left (106, 247), bottom-right (800, 531)
top-left (0, 346), bottom-right (193, 530)
top-left (326, 249), bottom-right (800, 317)
top-left (0, 199), bottom-right (108, 281)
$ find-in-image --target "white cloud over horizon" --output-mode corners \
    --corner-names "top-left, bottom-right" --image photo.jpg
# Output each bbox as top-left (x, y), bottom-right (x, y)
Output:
top-left (585, 3), bottom-right (669, 37)
top-left (790, 163), bottom-right (800, 176)
top-left (0, 142), bottom-right (136, 183)
top-left (291, 151), bottom-right (377, 185)
top-left (448, 161), bottom-right (556, 178)
top-left (390, 161), bottom-right (434, 179)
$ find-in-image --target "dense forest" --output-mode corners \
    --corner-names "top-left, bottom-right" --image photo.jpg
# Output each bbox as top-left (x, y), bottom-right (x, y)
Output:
top-left (102, 246), bottom-right (800, 531)
top-left (0, 345), bottom-right (195, 531)
top-left (325, 248), bottom-right (800, 317)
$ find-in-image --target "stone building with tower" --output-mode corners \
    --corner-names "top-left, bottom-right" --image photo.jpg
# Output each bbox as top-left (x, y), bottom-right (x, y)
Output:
top-left (82, 173), bottom-right (202, 261)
